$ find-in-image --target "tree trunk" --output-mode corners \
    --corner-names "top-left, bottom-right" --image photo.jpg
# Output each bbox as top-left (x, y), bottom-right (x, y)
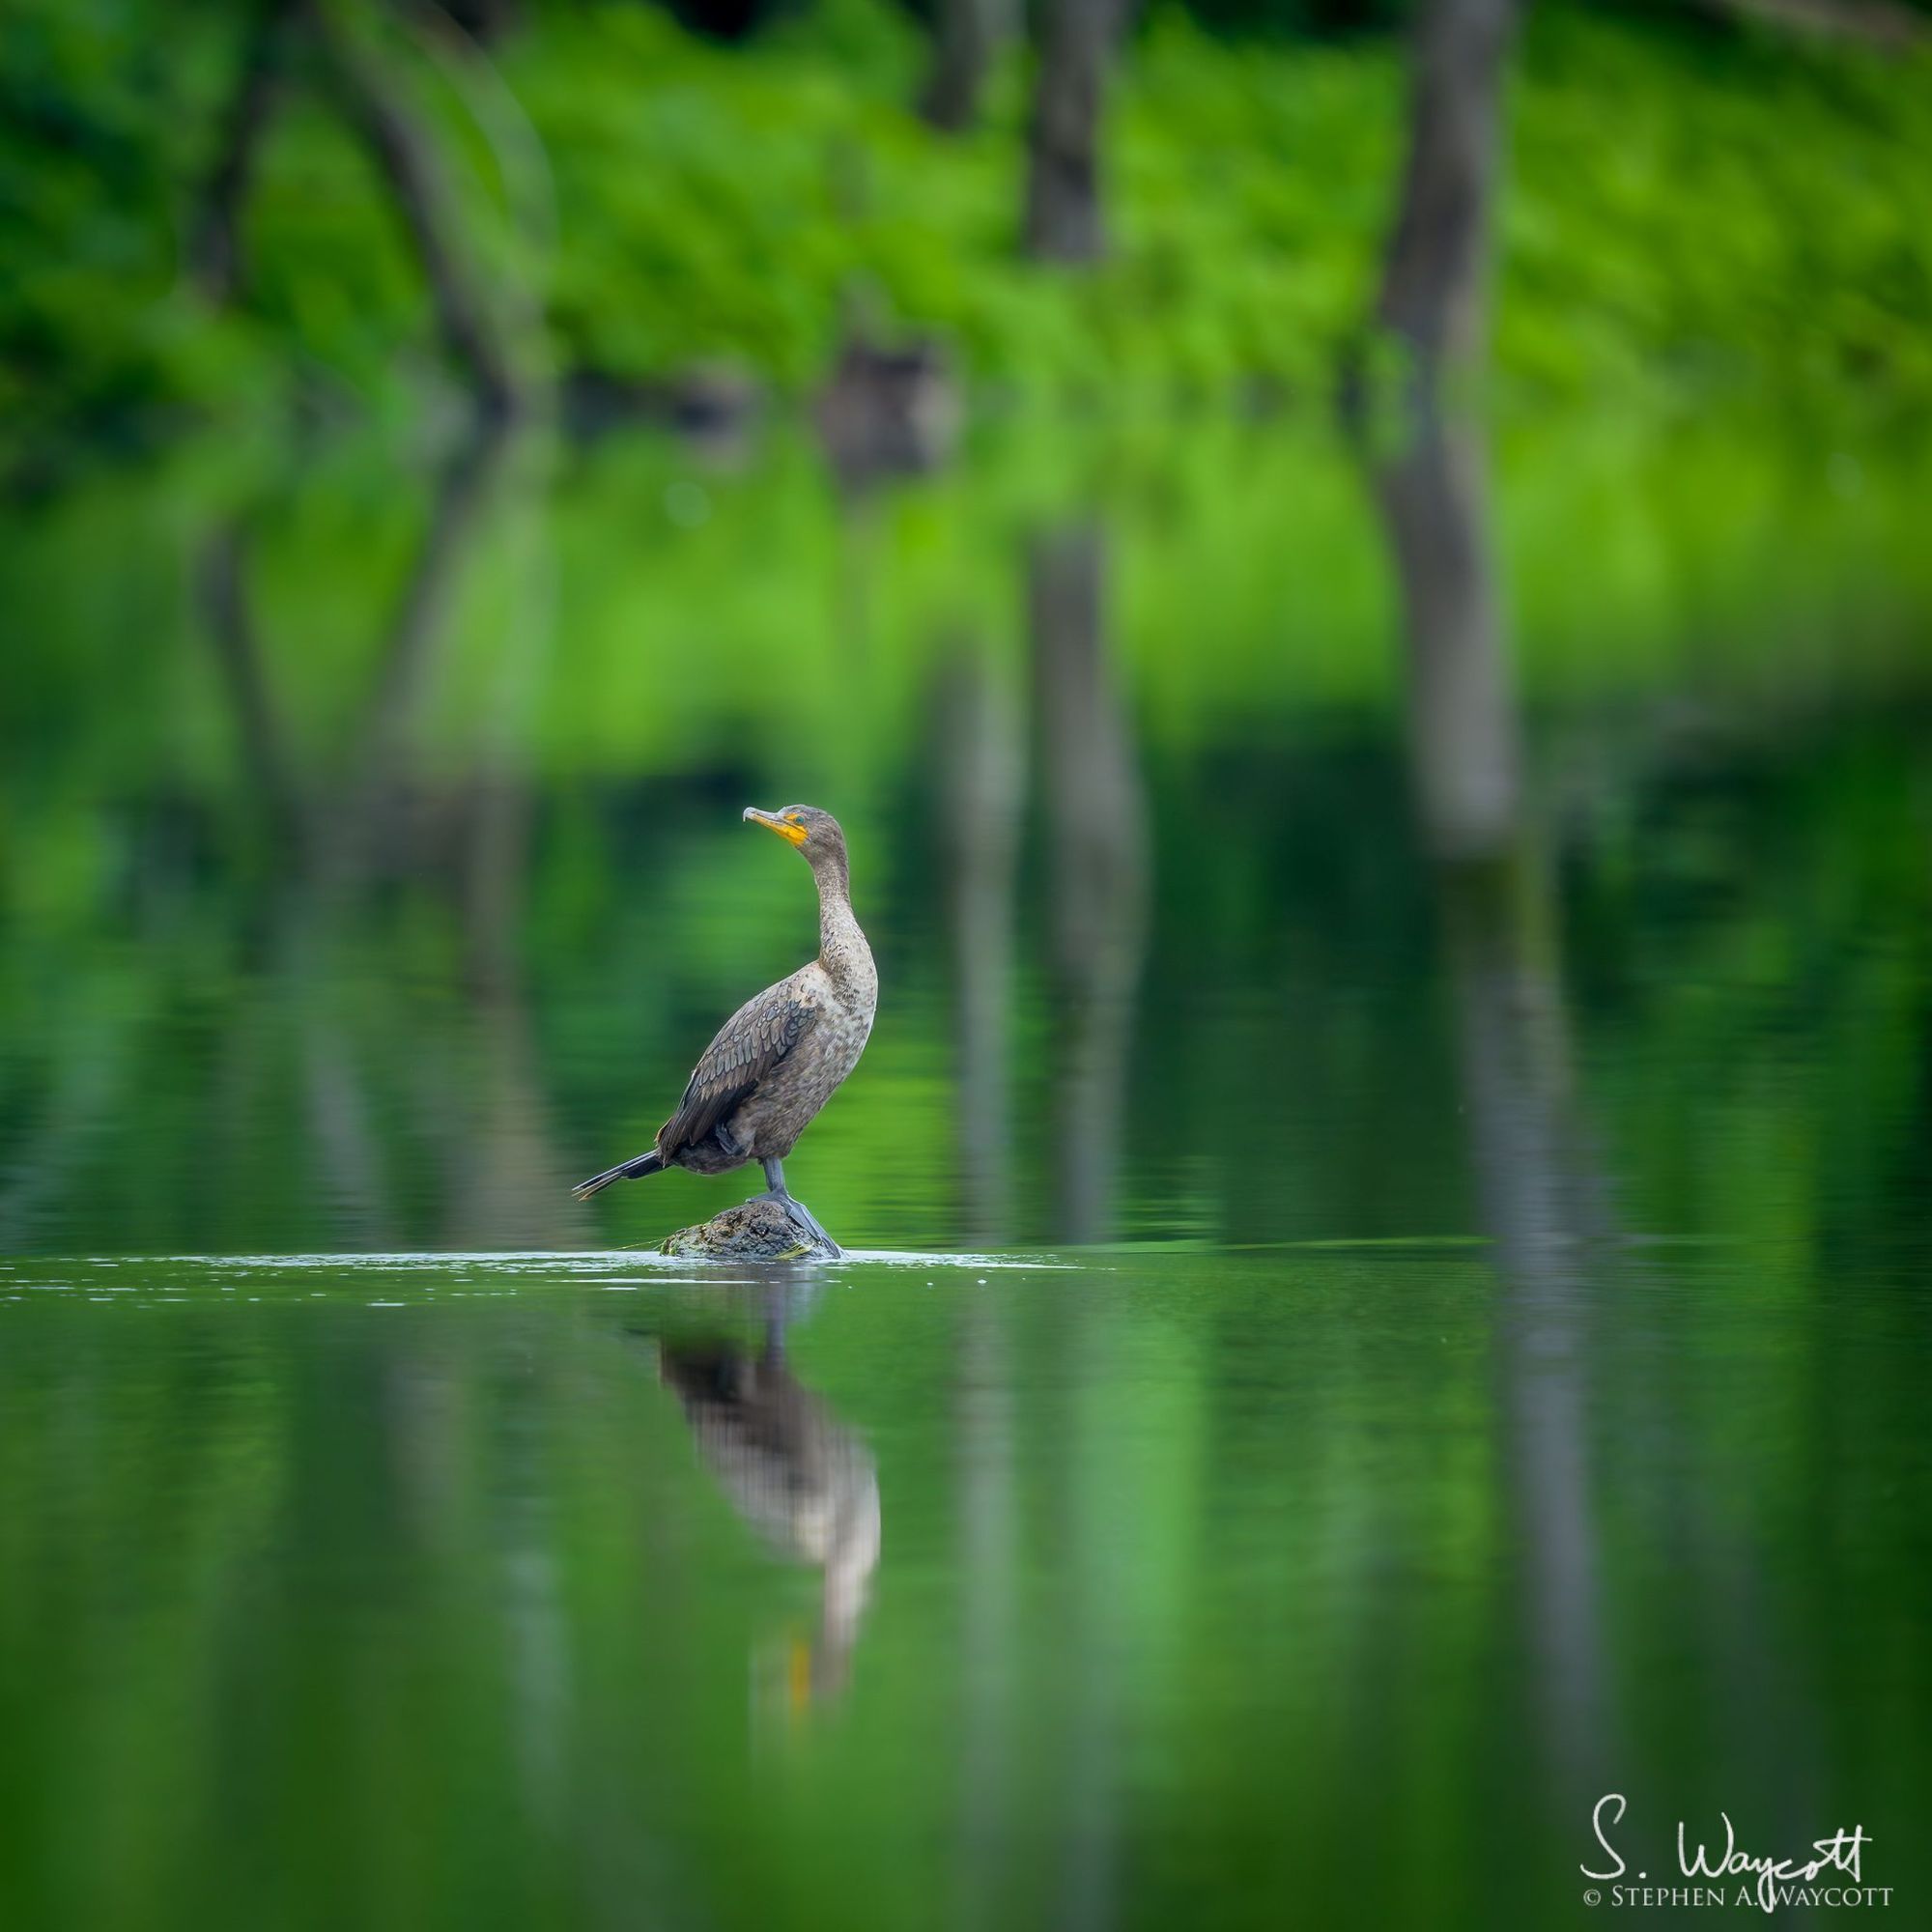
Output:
top-left (1376, 419), bottom-right (1516, 857)
top-left (1376, 0), bottom-right (1520, 384)
top-left (1024, 0), bottom-right (1119, 263)
top-left (438, 0), bottom-right (522, 41)
top-left (1691, 0), bottom-right (1919, 48)
top-left (198, 526), bottom-right (307, 850)
top-left (192, 0), bottom-right (294, 303)
top-left (921, 0), bottom-right (1012, 134)
top-left (308, 0), bottom-right (521, 416)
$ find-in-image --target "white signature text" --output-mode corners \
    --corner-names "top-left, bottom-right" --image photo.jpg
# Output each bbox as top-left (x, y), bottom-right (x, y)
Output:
top-left (1582, 1794), bottom-right (1884, 1915)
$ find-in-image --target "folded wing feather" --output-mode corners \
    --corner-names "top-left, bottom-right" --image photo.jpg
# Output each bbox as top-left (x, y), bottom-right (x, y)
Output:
top-left (658, 984), bottom-right (813, 1159)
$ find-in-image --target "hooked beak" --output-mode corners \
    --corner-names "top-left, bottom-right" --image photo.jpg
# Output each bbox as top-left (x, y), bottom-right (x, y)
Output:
top-left (744, 807), bottom-right (808, 847)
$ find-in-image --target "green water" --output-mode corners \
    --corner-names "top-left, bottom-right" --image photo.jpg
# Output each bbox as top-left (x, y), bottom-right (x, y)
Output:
top-left (1, 1246), bottom-right (1926, 1929)
top-left (3, 415), bottom-right (1930, 1927)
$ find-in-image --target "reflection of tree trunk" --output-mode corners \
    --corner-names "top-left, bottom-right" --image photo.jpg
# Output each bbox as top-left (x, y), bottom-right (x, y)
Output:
top-left (198, 427), bottom-right (518, 1249)
top-left (939, 647), bottom-right (1026, 1247)
top-left (447, 772), bottom-right (592, 1249)
top-left (441, 436), bottom-right (584, 1248)
top-left (1376, 0), bottom-right (1520, 384)
top-left (199, 526), bottom-right (308, 854)
top-left (1436, 851), bottom-right (1610, 1790)
top-left (310, 0), bottom-right (521, 416)
top-left (1024, 0), bottom-right (1119, 262)
top-left (952, 1290), bottom-right (1016, 1929)
top-left (1377, 414), bottom-right (1612, 1805)
top-left (1055, 1293), bottom-right (1122, 1932)
top-left (1386, 428), bottom-right (1829, 1857)
top-left (298, 1002), bottom-right (399, 1248)
top-left (336, 429), bottom-right (506, 888)
top-left (193, 0), bottom-right (294, 303)
top-left (199, 540), bottom-right (391, 1244)
top-left (1031, 525), bottom-right (1148, 1244)
top-left (205, 427), bottom-right (504, 896)
top-left (921, 0), bottom-right (1011, 132)
top-left (363, 439), bottom-right (500, 768)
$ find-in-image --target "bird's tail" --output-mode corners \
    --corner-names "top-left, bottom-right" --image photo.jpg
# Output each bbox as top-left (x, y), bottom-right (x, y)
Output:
top-left (573, 1148), bottom-right (664, 1200)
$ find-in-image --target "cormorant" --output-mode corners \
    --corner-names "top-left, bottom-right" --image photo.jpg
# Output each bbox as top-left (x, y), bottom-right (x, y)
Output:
top-left (573, 805), bottom-right (876, 1256)
top-left (656, 1319), bottom-right (881, 1704)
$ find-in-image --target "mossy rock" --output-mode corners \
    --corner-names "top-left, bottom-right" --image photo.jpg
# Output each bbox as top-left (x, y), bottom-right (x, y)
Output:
top-left (660, 1198), bottom-right (838, 1262)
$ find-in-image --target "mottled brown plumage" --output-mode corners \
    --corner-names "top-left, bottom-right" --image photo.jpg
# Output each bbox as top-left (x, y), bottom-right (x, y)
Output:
top-left (656, 991), bottom-right (811, 1171)
top-left (574, 806), bottom-right (876, 1254)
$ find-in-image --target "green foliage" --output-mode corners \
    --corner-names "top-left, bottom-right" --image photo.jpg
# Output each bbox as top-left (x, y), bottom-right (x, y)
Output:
top-left (1, 0), bottom-right (1929, 440)
top-left (1504, 7), bottom-right (1932, 398)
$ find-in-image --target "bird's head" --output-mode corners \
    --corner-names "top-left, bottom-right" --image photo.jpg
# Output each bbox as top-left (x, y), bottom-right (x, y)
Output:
top-left (743, 804), bottom-right (847, 876)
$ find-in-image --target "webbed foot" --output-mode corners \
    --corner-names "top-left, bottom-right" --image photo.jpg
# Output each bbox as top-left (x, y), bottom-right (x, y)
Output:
top-left (744, 1188), bottom-right (840, 1259)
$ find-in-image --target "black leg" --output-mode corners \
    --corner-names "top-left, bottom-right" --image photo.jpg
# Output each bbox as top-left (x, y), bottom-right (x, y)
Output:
top-left (762, 1155), bottom-right (786, 1195)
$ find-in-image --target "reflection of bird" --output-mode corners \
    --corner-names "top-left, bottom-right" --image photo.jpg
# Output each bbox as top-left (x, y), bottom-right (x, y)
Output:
top-left (573, 806), bottom-right (876, 1256)
top-left (658, 1327), bottom-right (882, 1704)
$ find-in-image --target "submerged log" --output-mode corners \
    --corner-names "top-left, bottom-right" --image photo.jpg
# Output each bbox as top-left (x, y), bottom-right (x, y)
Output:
top-left (661, 1198), bottom-right (839, 1263)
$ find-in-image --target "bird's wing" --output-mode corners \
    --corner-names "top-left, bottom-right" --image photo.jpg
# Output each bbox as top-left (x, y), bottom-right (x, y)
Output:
top-left (659, 980), bottom-right (814, 1158)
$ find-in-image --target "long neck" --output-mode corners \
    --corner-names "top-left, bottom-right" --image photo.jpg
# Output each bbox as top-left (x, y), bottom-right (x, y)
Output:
top-left (812, 856), bottom-right (873, 1003)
